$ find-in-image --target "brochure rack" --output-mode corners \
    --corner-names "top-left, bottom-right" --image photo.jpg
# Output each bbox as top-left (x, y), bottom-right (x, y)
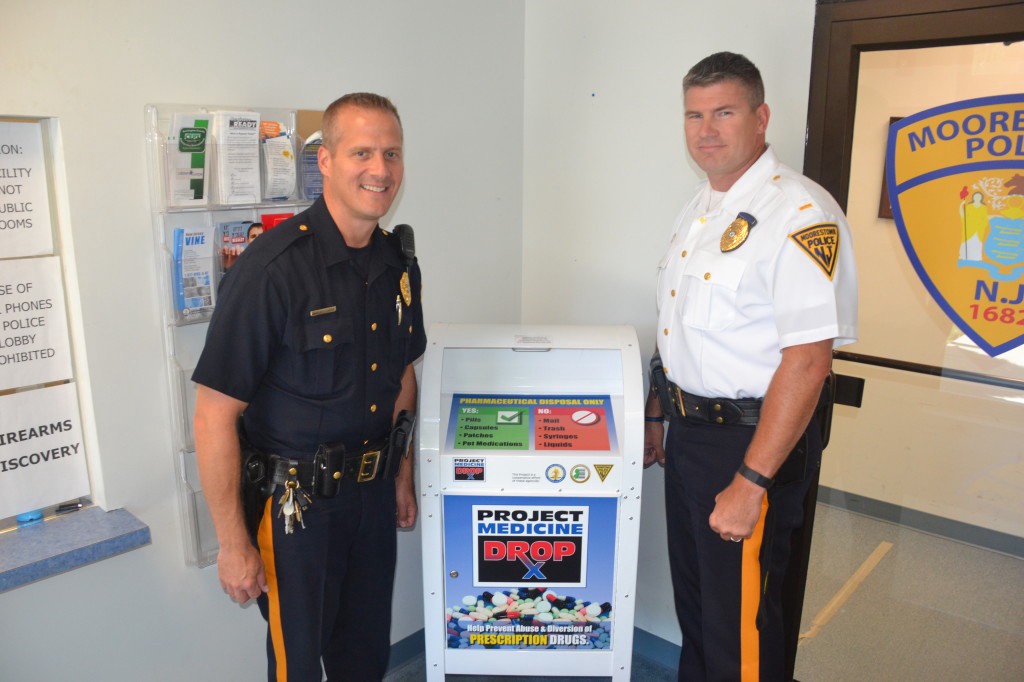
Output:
top-left (144, 104), bottom-right (315, 566)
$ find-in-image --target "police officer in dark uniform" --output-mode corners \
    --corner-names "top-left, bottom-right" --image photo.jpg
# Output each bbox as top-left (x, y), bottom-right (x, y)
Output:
top-left (193, 92), bottom-right (426, 681)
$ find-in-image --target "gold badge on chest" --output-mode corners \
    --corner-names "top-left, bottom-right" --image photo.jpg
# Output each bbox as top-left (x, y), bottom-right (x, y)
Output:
top-left (399, 271), bottom-right (412, 306)
top-left (720, 212), bottom-right (758, 252)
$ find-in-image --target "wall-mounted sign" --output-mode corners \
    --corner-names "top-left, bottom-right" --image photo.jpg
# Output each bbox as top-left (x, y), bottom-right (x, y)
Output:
top-left (0, 121), bottom-right (54, 258)
top-left (0, 382), bottom-right (89, 518)
top-left (0, 256), bottom-right (73, 390)
top-left (887, 94), bottom-right (1024, 357)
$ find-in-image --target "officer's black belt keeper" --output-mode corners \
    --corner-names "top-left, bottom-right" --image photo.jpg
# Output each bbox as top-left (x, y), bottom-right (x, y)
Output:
top-left (671, 383), bottom-right (762, 426)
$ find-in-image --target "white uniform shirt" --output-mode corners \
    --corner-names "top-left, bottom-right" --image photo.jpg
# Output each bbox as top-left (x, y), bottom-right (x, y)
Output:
top-left (656, 146), bottom-right (858, 399)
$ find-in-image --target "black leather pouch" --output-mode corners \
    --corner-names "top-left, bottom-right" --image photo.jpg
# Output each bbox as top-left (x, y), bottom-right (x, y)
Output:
top-left (241, 448), bottom-right (268, 539)
top-left (649, 352), bottom-right (679, 418)
top-left (383, 410), bottom-right (415, 479)
top-left (315, 442), bottom-right (345, 497)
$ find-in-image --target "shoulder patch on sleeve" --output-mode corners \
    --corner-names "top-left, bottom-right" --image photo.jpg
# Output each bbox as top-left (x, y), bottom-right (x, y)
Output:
top-left (789, 223), bottom-right (840, 280)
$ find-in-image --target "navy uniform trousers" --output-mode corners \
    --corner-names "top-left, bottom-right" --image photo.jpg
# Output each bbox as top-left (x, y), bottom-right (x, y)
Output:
top-left (256, 475), bottom-right (397, 682)
top-left (665, 414), bottom-right (821, 682)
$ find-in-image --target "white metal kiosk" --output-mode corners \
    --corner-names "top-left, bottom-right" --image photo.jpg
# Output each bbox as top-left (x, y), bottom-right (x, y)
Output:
top-left (419, 324), bottom-right (644, 680)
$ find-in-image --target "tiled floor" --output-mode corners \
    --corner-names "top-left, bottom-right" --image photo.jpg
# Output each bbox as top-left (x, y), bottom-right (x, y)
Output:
top-left (386, 503), bottom-right (1024, 681)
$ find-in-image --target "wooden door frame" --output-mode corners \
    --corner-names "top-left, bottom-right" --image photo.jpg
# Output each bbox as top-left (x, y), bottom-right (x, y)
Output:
top-left (790, 2), bottom-right (1024, 679)
top-left (803, 0), bottom-right (1024, 210)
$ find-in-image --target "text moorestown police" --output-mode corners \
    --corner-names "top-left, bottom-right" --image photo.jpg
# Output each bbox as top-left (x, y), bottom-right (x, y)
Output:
top-left (907, 107), bottom-right (1024, 159)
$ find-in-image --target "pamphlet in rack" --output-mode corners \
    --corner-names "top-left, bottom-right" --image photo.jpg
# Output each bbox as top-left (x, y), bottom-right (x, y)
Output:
top-left (300, 131), bottom-right (324, 200)
top-left (172, 225), bottom-right (217, 323)
top-left (260, 120), bottom-right (296, 201)
top-left (166, 114), bottom-right (210, 207)
top-left (212, 111), bottom-right (261, 205)
top-left (216, 219), bottom-right (263, 278)
top-left (260, 211), bottom-right (294, 230)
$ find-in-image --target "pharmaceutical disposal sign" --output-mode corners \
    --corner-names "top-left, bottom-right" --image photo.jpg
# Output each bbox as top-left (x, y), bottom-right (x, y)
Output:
top-left (447, 394), bottom-right (617, 452)
top-left (887, 94), bottom-right (1024, 356)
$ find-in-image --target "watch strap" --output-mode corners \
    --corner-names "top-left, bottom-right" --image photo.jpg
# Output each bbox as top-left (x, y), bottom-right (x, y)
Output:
top-left (738, 462), bottom-right (774, 489)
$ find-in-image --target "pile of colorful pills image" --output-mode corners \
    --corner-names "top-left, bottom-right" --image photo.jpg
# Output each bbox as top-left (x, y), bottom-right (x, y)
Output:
top-left (445, 588), bottom-right (612, 649)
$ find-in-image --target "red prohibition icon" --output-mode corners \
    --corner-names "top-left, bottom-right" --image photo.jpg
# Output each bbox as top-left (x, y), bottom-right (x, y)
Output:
top-left (571, 410), bottom-right (600, 426)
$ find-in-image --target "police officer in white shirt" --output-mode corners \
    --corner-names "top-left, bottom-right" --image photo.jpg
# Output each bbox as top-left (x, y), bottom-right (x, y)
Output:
top-left (644, 52), bottom-right (857, 681)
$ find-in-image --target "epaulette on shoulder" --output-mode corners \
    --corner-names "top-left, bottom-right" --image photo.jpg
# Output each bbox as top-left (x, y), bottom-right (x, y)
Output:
top-left (247, 221), bottom-right (314, 268)
top-left (380, 226), bottom-right (400, 248)
top-left (769, 171), bottom-right (823, 218)
top-left (382, 224), bottom-right (416, 265)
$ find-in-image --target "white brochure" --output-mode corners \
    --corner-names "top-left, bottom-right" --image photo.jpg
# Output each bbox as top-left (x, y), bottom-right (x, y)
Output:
top-left (166, 113), bottom-right (210, 207)
top-left (213, 111), bottom-right (261, 204)
top-left (261, 121), bottom-right (296, 200)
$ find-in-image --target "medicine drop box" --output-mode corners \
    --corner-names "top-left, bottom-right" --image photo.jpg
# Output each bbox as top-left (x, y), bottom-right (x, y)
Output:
top-left (419, 324), bottom-right (644, 680)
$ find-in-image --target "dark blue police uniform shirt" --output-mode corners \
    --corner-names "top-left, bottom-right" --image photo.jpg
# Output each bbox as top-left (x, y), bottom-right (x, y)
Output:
top-left (192, 197), bottom-right (427, 458)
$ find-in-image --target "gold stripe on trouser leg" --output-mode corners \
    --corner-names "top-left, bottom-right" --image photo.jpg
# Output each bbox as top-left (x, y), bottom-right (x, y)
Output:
top-left (257, 496), bottom-right (286, 681)
top-left (740, 496), bottom-right (770, 682)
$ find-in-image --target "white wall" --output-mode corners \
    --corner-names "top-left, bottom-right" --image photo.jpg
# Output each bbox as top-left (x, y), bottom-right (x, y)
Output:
top-left (0, 0), bottom-right (829, 672)
top-left (0, 1), bottom-right (523, 680)
top-left (521, 0), bottom-right (817, 644)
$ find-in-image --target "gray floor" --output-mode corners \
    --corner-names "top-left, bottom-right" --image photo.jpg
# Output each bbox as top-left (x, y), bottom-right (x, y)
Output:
top-left (387, 504), bottom-right (1024, 681)
top-left (794, 504), bottom-right (1024, 681)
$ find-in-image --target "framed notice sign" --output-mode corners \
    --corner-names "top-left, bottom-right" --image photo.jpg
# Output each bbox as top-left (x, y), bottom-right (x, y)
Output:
top-left (0, 121), bottom-right (54, 258)
top-left (0, 256), bottom-right (73, 391)
top-left (0, 383), bottom-right (90, 519)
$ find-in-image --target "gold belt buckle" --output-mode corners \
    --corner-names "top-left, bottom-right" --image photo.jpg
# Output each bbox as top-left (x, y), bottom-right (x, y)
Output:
top-left (357, 450), bottom-right (382, 482)
top-left (673, 386), bottom-right (687, 417)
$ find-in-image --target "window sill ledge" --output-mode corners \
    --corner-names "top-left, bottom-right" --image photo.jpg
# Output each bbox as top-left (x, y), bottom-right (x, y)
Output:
top-left (0, 506), bottom-right (151, 593)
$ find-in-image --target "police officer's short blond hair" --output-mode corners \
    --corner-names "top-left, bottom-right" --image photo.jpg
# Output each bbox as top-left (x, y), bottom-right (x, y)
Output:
top-left (322, 93), bottom-right (402, 150)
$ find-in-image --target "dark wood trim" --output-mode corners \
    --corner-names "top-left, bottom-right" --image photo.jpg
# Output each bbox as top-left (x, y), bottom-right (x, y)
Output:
top-left (803, 0), bottom-right (1024, 210)
top-left (791, 3), bottom-right (1024, 679)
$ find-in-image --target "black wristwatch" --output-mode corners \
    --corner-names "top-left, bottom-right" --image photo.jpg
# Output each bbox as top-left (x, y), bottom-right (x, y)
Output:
top-left (738, 462), bottom-right (774, 489)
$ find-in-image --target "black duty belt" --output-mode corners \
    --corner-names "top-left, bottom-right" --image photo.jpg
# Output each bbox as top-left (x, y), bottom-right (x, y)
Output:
top-left (267, 439), bottom-right (393, 490)
top-left (668, 382), bottom-right (762, 426)
top-left (240, 409), bottom-right (415, 506)
top-left (239, 411), bottom-right (415, 535)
